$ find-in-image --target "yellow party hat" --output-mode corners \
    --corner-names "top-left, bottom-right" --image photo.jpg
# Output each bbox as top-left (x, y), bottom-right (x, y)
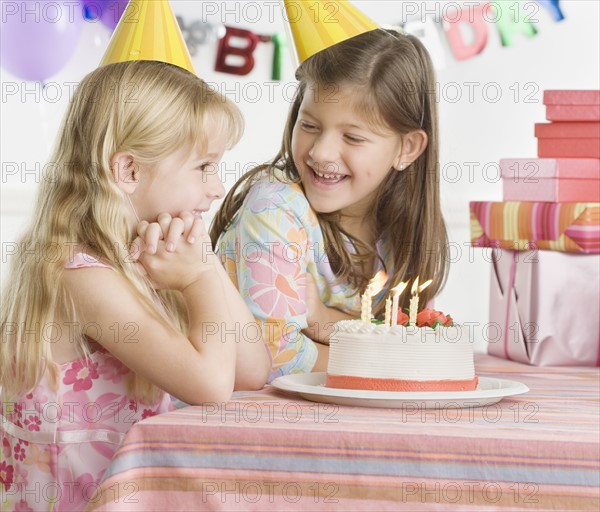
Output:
top-left (283, 0), bottom-right (378, 65)
top-left (100, 0), bottom-right (195, 75)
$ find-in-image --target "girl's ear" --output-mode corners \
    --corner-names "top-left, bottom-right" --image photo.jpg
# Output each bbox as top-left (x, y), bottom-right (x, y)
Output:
top-left (394, 129), bottom-right (428, 171)
top-left (111, 152), bottom-right (140, 194)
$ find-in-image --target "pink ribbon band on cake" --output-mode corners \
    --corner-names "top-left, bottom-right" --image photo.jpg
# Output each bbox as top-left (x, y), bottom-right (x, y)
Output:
top-left (326, 374), bottom-right (479, 392)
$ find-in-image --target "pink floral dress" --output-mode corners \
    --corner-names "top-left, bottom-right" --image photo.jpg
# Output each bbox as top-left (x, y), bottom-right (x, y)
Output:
top-left (1, 254), bottom-right (173, 512)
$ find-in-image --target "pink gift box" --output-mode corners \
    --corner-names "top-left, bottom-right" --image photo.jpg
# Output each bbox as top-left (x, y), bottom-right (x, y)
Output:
top-left (543, 90), bottom-right (600, 106)
top-left (500, 158), bottom-right (600, 202)
top-left (500, 158), bottom-right (600, 179)
top-left (546, 105), bottom-right (600, 122)
top-left (488, 248), bottom-right (600, 366)
top-left (503, 178), bottom-right (600, 202)
top-left (544, 90), bottom-right (600, 121)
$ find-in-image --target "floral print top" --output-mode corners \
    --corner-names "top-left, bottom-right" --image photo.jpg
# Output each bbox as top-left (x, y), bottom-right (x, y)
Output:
top-left (216, 169), bottom-right (391, 382)
top-left (0, 253), bottom-right (173, 512)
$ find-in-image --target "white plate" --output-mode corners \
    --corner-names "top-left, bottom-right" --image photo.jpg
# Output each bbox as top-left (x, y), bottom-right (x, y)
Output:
top-left (271, 373), bottom-right (529, 409)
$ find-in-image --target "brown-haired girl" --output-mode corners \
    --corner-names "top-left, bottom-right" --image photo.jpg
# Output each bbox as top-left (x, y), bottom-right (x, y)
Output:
top-left (211, 29), bottom-right (449, 381)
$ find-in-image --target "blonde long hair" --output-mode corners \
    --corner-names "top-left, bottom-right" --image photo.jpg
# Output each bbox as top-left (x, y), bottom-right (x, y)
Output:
top-left (211, 29), bottom-right (449, 317)
top-left (0, 60), bottom-right (243, 401)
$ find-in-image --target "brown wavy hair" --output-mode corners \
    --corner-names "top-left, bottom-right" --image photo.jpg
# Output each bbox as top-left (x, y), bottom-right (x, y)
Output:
top-left (211, 29), bottom-right (448, 317)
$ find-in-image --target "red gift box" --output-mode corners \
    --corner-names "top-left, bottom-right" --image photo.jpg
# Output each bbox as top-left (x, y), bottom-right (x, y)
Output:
top-left (501, 158), bottom-right (600, 202)
top-left (544, 90), bottom-right (600, 105)
top-left (540, 91), bottom-right (600, 153)
top-left (535, 122), bottom-right (600, 139)
top-left (488, 248), bottom-right (600, 366)
top-left (544, 90), bottom-right (600, 121)
top-left (538, 139), bottom-right (600, 158)
top-left (545, 106), bottom-right (600, 122)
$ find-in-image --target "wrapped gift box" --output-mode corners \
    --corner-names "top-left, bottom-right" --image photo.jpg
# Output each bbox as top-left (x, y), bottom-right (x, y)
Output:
top-left (488, 248), bottom-right (599, 366)
top-left (470, 201), bottom-right (600, 253)
top-left (545, 106), bottom-right (600, 122)
top-left (538, 138), bottom-right (600, 158)
top-left (503, 177), bottom-right (600, 201)
top-left (544, 90), bottom-right (600, 105)
top-left (535, 122), bottom-right (600, 139)
top-left (500, 158), bottom-right (600, 202)
top-left (544, 90), bottom-right (600, 121)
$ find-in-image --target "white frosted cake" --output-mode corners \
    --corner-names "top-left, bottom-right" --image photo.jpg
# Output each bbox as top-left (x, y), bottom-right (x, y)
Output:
top-left (327, 320), bottom-right (478, 392)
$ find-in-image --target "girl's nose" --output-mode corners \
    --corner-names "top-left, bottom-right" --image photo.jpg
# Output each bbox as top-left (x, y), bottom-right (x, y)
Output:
top-left (205, 168), bottom-right (225, 200)
top-left (308, 132), bottom-right (339, 165)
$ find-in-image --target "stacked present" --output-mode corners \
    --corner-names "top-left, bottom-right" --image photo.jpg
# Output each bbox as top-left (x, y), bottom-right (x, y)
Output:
top-left (470, 90), bottom-right (600, 367)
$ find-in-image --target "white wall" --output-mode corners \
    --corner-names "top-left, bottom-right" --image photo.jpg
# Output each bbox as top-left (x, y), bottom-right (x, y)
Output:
top-left (2, 1), bottom-right (599, 351)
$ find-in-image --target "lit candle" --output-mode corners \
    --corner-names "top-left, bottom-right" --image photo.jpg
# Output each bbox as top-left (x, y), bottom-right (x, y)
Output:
top-left (361, 289), bottom-right (372, 323)
top-left (408, 277), bottom-right (432, 325)
top-left (384, 296), bottom-right (392, 326)
top-left (361, 271), bottom-right (387, 323)
top-left (390, 281), bottom-right (408, 327)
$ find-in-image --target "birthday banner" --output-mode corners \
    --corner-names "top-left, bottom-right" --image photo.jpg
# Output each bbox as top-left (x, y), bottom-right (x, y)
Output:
top-left (0, 0), bottom-right (567, 83)
top-left (175, 0), bottom-right (567, 81)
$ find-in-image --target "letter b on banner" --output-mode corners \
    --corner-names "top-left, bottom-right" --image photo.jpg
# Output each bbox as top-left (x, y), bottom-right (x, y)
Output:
top-left (215, 26), bottom-right (259, 75)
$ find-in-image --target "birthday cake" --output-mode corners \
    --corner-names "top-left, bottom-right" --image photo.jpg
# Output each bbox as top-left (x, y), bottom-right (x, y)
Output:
top-left (326, 310), bottom-right (478, 392)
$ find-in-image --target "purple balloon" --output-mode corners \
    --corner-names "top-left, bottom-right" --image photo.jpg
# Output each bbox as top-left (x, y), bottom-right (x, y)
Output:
top-left (0, 1), bottom-right (84, 82)
top-left (83, 0), bottom-right (129, 30)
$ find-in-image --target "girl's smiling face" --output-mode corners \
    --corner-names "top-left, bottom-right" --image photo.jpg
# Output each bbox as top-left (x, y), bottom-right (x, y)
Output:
top-left (291, 84), bottom-right (405, 221)
top-left (129, 118), bottom-right (227, 224)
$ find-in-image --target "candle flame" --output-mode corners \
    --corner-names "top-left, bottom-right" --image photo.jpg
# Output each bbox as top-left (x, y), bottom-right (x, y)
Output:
top-left (392, 281), bottom-right (408, 297)
top-left (367, 271), bottom-right (387, 296)
top-left (410, 276), bottom-right (420, 295)
top-left (419, 279), bottom-right (433, 293)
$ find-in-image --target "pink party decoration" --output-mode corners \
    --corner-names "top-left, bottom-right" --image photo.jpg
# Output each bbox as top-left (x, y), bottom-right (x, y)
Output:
top-left (443, 3), bottom-right (489, 61)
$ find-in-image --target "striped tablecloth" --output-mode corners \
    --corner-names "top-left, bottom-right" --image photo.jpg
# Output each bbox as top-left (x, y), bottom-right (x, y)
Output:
top-left (89, 354), bottom-right (600, 511)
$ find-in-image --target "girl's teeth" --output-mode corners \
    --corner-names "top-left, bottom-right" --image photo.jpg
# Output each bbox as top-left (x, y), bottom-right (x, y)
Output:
top-left (315, 170), bottom-right (343, 180)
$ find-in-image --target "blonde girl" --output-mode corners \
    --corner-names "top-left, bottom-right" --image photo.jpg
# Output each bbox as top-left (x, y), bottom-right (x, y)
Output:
top-left (211, 29), bottom-right (449, 380)
top-left (1, 60), bottom-right (270, 511)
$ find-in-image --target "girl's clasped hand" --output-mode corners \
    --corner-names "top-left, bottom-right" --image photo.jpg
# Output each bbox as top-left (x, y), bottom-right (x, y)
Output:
top-left (130, 212), bottom-right (215, 291)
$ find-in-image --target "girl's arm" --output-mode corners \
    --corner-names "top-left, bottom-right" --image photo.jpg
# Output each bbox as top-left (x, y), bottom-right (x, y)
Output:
top-left (303, 273), bottom-right (354, 372)
top-left (136, 214), bottom-right (270, 391)
top-left (63, 216), bottom-right (242, 405)
top-left (211, 260), bottom-right (271, 390)
top-left (63, 260), bottom-right (236, 405)
top-left (303, 272), bottom-right (354, 344)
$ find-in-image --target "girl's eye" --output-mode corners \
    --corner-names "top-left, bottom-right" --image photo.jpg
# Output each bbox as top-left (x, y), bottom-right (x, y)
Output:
top-left (197, 163), bottom-right (214, 172)
top-left (300, 121), bottom-right (319, 132)
top-left (345, 134), bottom-right (365, 143)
